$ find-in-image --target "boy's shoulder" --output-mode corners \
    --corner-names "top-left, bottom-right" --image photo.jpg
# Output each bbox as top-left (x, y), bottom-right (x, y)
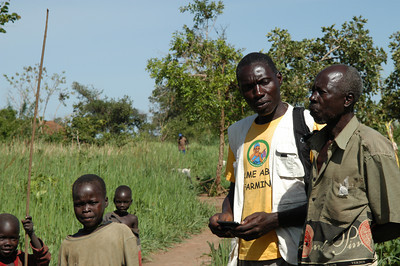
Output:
top-left (65, 222), bottom-right (130, 241)
top-left (126, 213), bottom-right (138, 220)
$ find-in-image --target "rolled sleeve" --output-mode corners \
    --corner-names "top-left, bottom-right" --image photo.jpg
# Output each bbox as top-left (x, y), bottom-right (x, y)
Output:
top-left (366, 151), bottom-right (400, 224)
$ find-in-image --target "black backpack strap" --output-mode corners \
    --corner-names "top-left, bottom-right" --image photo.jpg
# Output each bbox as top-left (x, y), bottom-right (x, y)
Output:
top-left (293, 107), bottom-right (311, 194)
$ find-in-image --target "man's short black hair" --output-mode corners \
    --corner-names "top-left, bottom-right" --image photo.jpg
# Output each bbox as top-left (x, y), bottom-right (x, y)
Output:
top-left (236, 52), bottom-right (279, 81)
top-left (72, 174), bottom-right (107, 198)
top-left (338, 64), bottom-right (363, 104)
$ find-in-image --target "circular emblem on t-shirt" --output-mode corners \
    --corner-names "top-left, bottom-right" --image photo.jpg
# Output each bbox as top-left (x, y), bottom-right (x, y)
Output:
top-left (302, 224), bottom-right (314, 258)
top-left (247, 140), bottom-right (269, 167)
top-left (359, 219), bottom-right (373, 253)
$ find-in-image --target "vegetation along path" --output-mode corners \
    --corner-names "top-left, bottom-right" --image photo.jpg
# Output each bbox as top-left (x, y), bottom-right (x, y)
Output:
top-left (143, 195), bottom-right (225, 266)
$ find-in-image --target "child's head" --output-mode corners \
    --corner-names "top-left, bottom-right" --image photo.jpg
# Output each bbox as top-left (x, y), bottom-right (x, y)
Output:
top-left (0, 213), bottom-right (20, 258)
top-left (113, 185), bottom-right (132, 214)
top-left (72, 174), bottom-right (108, 231)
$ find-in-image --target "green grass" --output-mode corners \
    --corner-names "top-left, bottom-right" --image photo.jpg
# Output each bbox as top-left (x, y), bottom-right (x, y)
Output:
top-left (0, 140), bottom-right (220, 265)
top-left (207, 239), bottom-right (231, 266)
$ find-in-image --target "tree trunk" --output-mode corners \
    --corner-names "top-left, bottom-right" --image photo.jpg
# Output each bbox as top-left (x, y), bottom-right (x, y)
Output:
top-left (210, 104), bottom-right (225, 195)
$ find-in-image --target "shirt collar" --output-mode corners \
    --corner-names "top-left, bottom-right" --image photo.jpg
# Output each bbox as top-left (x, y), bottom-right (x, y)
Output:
top-left (309, 116), bottom-right (359, 151)
top-left (334, 116), bottom-right (359, 150)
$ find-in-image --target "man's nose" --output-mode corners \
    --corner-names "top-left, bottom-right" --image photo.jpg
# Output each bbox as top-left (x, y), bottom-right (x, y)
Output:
top-left (254, 84), bottom-right (262, 96)
top-left (309, 91), bottom-right (317, 102)
top-left (83, 204), bottom-right (91, 212)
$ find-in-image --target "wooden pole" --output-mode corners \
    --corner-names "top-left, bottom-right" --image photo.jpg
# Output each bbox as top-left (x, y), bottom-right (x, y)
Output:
top-left (24, 9), bottom-right (49, 266)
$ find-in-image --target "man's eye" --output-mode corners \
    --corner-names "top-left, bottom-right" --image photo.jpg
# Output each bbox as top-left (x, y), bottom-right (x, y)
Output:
top-left (241, 85), bottom-right (253, 92)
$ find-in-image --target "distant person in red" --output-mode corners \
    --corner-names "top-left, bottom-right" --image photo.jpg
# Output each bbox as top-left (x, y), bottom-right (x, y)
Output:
top-left (178, 133), bottom-right (188, 154)
top-left (104, 185), bottom-right (141, 266)
top-left (0, 213), bottom-right (51, 266)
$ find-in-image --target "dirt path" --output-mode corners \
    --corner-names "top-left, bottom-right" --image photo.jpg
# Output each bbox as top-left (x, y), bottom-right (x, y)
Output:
top-left (143, 195), bottom-right (225, 266)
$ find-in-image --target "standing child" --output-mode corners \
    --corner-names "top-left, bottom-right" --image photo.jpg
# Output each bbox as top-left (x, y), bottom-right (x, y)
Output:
top-left (104, 185), bottom-right (141, 265)
top-left (0, 213), bottom-right (51, 265)
top-left (58, 174), bottom-right (139, 266)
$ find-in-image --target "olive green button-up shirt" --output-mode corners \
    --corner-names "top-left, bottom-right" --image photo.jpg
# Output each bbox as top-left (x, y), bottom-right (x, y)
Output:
top-left (299, 116), bottom-right (400, 265)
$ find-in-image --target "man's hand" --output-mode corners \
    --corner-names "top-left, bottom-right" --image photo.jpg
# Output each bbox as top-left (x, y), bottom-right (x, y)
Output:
top-left (209, 212), bottom-right (235, 238)
top-left (231, 212), bottom-right (279, 241)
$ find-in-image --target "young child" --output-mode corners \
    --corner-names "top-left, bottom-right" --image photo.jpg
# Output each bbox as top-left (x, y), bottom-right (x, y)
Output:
top-left (0, 213), bottom-right (51, 266)
top-left (58, 174), bottom-right (139, 266)
top-left (103, 185), bottom-right (141, 265)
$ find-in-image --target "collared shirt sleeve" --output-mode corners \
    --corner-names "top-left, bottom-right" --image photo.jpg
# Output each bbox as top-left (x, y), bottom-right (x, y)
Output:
top-left (365, 144), bottom-right (400, 225)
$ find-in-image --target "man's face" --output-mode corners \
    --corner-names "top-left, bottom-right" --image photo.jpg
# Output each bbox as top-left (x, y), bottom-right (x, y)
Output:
top-left (237, 62), bottom-right (282, 117)
top-left (73, 182), bottom-right (108, 231)
top-left (309, 67), bottom-right (347, 125)
top-left (114, 191), bottom-right (132, 214)
top-left (0, 221), bottom-right (19, 258)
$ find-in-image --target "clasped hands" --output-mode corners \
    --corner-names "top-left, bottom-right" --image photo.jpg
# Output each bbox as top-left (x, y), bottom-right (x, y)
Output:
top-left (208, 211), bottom-right (279, 241)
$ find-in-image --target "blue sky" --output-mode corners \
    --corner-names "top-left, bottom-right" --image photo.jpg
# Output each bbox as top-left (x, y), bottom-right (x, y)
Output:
top-left (1, 0), bottom-right (399, 120)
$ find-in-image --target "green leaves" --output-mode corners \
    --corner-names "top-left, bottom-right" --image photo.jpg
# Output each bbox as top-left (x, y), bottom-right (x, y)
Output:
top-left (266, 16), bottom-right (395, 131)
top-left (67, 82), bottom-right (147, 145)
top-left (0, 1), bottom-right (21, 33)
top-left (147, 0), bottom-right (243, 141)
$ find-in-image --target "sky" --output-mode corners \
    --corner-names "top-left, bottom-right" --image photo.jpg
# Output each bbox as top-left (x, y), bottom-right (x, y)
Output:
top-left (1, 0), bottom-right (399, 120)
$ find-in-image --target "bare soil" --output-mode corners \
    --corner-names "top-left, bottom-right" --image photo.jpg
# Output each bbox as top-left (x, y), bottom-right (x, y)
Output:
top-left (143, 195), bottom-right (225, 266)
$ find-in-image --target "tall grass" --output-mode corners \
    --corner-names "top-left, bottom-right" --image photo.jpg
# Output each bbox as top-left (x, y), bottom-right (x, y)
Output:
top-left (0, 140), bottom-right (220, 265)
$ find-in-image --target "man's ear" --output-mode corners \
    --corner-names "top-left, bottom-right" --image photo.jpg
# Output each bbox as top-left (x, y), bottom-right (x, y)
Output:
top-left (344, 93), bottom-right (354, 108)
top-left (276, 72), bottom-right (283, 85)
top-left (105, 197), bottom-right (109, 208)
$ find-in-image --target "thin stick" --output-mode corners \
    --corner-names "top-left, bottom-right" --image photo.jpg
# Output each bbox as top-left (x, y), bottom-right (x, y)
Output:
top-left (24, 9), bottom-right (49, 266)
top-left (386, 121), bottom-right (399, 167)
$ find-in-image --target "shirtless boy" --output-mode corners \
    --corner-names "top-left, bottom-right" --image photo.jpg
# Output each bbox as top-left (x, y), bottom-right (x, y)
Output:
top-left (58, 174), bottom-right (139, 266)
top-left (0, 213), bottom-right (50, 265)
top-left (104, 185), bottom-right (141, 265)
top-left (104, 185), bottom-right (139, 239)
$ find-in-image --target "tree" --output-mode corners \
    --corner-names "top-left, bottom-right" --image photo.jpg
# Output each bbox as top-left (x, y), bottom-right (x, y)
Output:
top-left (0, 107), bottom-right (30, 140)
top-left (67, 82), bottom-right (146, 145)
top-left (4, 65), bottom-right (68, 121)
top-left (381, 31), bottom-right (400, 121)
top-left (146, 0), bottom-right (244, 193)
top-left (266, 16), bottom-right (387, 130)
top-left (0, 1), bottom-right (20, 33)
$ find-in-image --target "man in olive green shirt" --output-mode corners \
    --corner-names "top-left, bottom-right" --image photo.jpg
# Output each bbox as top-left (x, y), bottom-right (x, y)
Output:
top-left (299, 64), bottom-right (400, 265)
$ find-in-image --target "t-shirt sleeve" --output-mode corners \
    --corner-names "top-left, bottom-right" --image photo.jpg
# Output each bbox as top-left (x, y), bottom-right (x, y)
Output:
top-left (366, 148), bottom-right (400, 225)
top-left (58, 241), bottom-right (68, 266)
top-left (123, 226), bottom-right (139, 266)
top-left (313, 122), bottom-right (325, 131)
top-left (225, 146), bottom-right (236, 183)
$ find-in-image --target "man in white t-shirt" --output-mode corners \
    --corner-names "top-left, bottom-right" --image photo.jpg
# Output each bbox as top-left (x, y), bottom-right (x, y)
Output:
top-left (209, 52), bottom-right (317, 266)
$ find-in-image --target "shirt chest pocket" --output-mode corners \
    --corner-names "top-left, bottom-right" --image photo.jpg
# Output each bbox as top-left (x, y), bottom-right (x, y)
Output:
top-left (275, 145), bottom-right (305, 178)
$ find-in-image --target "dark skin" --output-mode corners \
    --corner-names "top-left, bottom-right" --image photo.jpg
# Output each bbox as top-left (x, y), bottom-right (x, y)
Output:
top-left (0, 214), bottom-right (42, 265)
top-left (72, 182), bottom-right (109, 237)
top-left (309, 65), bottom-right (400, 243)
top-left (209, 61), bottom-right (307, 241)
top-left (113, 187), bottom-right (139, 236)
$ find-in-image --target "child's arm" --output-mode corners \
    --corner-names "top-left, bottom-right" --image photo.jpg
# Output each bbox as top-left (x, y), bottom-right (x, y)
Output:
top-left (21, 216), bottom-right (43, 249)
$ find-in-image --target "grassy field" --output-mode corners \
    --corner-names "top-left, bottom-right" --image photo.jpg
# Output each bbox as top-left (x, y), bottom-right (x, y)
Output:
top-left (0, 140), bottom-right (221, 264)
